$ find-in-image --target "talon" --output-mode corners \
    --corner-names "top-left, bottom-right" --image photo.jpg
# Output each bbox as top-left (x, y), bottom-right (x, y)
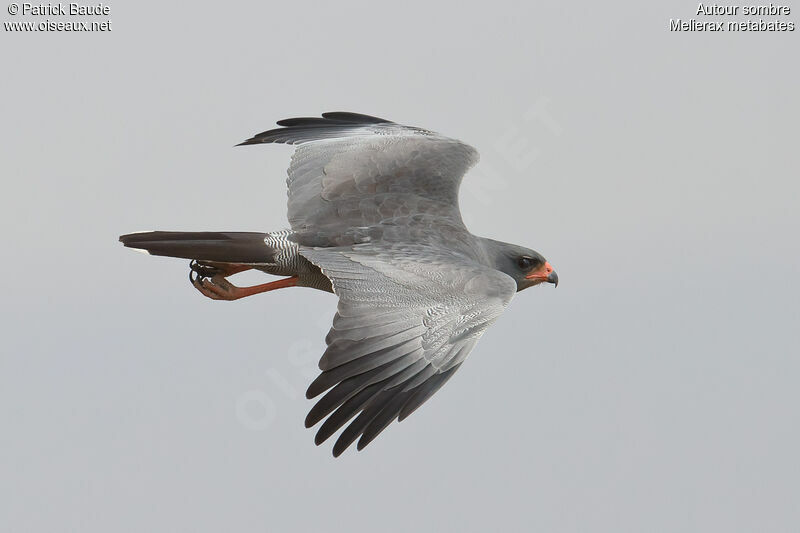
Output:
top-left (188, 259), bottom-right (296, 301)
top-left (189, 260), bottom-right (223, 284)
top-left (189, 261), bottom-right (200, 284)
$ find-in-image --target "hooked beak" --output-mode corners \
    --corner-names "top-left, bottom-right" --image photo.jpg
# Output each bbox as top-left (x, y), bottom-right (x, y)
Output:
top-left (525, 261), bottom-right (558, 287)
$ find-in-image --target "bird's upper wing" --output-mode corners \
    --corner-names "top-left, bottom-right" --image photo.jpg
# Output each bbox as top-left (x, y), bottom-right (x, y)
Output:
top-left (238, 112), bottom-right (480, 247)
top-left (299, 243), bottom-right (517, 456)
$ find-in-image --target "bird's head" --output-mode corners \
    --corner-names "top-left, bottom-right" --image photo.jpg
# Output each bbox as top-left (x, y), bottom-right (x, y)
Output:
top-left (484, 240), bottom-right (558, 292)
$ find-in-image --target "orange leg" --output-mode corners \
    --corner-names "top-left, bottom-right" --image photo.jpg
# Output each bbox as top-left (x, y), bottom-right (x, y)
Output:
top-left (202, 261), bottom-right (253, 276)
top-left (193, 274), bottom-right (298, 301)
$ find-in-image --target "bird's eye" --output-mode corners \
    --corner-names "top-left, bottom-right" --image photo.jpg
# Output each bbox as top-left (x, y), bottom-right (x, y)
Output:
top-left (517, 256), bottom-right (534, 270)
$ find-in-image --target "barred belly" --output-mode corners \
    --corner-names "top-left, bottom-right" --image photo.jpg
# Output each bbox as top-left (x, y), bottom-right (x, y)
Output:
top-left (258, 230), bottom-right (333, 292)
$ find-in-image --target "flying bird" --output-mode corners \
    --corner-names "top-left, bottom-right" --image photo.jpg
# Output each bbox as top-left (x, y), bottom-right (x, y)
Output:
top-left (120, 112), bottom-right (558, 456)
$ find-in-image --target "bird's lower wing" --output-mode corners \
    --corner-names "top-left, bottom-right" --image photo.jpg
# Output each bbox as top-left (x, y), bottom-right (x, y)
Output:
top-left (300, 245), bottom-right (517, 456)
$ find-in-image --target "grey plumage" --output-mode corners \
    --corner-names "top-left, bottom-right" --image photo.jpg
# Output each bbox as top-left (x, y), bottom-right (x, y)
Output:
top-left (241, 113), bottom-right (526, 455)
top-left (121, 112), bottom-right (558, 456)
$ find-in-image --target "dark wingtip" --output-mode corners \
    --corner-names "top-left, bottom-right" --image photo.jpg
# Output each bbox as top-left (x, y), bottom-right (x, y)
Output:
top-left (276, 117), bottom-right (317, 127)
top-left (305, 375), bottom-right (329, 400)
top-left (320, 111), bottom-right (392, 124)
top-left (237, 112), bottom-right (394, 147)
top-left (331, 442), bottom-right (346, 458)
top-left (305, 411), bottom-right (318, 429)
top-left (276, 117), bottom-right (351, 127)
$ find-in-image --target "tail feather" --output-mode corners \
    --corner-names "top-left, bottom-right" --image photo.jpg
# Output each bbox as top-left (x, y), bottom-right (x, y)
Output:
top-left (119, 231), bottom-right (273, 263)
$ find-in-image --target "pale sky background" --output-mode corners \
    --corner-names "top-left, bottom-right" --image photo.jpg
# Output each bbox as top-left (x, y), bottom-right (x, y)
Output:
top-left (1, 1), bottom-right (798, 532)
